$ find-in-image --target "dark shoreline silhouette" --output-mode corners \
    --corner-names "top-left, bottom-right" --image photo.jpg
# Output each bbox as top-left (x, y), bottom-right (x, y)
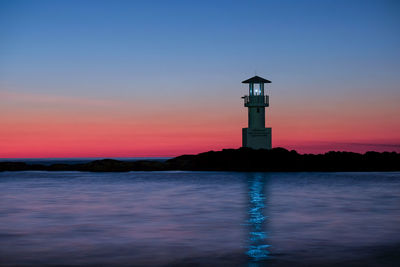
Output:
top-left (1, 148), bottom-right (399, 172)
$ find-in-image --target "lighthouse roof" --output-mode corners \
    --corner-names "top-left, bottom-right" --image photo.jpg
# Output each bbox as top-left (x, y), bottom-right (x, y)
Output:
top-left (242, 75), bottom-right (271, 84)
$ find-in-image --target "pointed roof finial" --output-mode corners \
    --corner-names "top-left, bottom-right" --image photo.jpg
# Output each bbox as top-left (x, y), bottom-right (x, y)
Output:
top-left (242, 75), bottom-right (271, 84)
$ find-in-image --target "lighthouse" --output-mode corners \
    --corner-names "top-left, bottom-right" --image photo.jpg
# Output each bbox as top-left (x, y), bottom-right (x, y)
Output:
top-left (242, 75), bottom-right (272, 149)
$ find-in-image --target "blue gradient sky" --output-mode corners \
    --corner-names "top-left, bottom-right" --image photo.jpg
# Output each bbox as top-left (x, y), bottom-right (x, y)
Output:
top-left (1, 0), bottom-right (399, 157)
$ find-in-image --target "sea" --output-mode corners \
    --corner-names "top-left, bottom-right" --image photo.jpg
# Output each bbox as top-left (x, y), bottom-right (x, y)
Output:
top-left (0, 161), bottom-right (399, 266)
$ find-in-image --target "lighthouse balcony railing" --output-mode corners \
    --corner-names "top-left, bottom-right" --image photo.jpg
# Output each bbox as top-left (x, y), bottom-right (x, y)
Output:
top-left (243, 95), bottom-right (269, 107)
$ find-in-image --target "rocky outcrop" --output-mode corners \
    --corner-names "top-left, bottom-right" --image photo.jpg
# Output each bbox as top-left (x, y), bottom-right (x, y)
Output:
top-left (1, 148), bottom-right (399, 172)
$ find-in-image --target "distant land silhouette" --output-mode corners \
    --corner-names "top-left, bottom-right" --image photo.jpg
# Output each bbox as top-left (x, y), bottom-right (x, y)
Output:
top-left (1, 148), bottom-right (399, 172)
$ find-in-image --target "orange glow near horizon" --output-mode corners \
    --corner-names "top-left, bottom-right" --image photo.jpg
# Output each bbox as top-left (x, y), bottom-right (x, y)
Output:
top-left (1, 89), bottom-right (399, 158)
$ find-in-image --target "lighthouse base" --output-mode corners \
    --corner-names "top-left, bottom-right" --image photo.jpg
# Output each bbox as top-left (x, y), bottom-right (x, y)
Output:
top-left (242, 128), bottom-right (272, 150)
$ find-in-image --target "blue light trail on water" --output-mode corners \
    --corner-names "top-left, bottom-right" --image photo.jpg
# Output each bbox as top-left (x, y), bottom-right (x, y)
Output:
top-left (246, 174), bottom-right (270, 264)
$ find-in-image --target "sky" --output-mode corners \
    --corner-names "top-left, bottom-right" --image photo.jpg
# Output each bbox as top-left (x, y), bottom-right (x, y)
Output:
top-left (0, 0), bottom-right (399, 157)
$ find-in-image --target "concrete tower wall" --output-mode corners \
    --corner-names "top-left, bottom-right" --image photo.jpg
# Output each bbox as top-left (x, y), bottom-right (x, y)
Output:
top-left (242, 128), bottom-right (271, 149)
top-left (248, 107), bottom-right (265, 129)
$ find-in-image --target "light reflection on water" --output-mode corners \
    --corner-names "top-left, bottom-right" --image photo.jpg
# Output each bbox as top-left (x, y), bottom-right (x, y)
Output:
top-left (246, 174), bottom-right (270, 263)
top-left (0, 171), bottom-right (400, 266)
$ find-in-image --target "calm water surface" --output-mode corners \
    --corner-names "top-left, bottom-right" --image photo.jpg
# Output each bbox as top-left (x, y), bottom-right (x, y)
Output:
top-left (0, 171), bottom-right (399, 266)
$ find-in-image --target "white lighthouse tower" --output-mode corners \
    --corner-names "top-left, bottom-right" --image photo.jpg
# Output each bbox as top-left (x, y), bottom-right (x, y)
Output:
top-left (242, 75), bottom-right (272, 149)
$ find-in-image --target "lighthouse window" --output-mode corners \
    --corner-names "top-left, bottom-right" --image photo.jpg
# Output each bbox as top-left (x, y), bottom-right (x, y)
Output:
top-left (250, 83), bottom-right (263, 96)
